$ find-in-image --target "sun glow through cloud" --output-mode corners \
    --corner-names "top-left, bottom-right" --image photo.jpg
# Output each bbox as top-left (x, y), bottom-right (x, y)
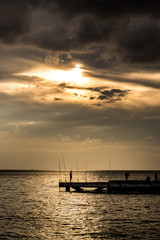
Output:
top-left (20, 65), bottom-right (88, 86)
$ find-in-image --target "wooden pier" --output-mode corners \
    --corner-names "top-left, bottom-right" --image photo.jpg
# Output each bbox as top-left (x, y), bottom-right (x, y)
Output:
top-left (59, 181), bottom-right (108, 192)
top-left (59, 180), bottom-right (160, 193)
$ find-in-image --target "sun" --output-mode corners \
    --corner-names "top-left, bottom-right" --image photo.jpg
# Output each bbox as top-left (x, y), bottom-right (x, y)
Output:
top-left (20, 64), bottom-right (88, 85)
top-left (69, 64), bottom-right (84, 84)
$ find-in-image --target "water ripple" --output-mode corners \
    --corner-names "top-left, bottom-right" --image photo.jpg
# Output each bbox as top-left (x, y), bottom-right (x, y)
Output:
top-left (0, 171), bottom-right (160, 239)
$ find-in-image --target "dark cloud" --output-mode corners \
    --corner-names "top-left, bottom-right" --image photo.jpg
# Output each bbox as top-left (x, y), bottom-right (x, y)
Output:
top-left (53, 0), bottom-right (160, 19)
top-left (98, 95), bottom-right (107, 100)
top-left (58, 82), bottom-right (128, 102)
top-left (116, 17), bottom-right (160, 63)
top-left (98, 89), bottom-right (128, 102)
top-left (54, 97), bottom-right (63, 101)
top-left (90, 96), bottom-right (95, 100)
top-left (1, 0), bottom-right (160, 67)
top-left (24, 26), bottom-right (72, 51)
top-left (0, 0), bottom-right (31, 43)
top-left (75, 17), bottom-right (112, 45)
top-left (70, 47), bottom-right (118, 69)
top-left (23, 16), bottom-right (112, 53)
top-left (58, 82), bottom-right (105, 92)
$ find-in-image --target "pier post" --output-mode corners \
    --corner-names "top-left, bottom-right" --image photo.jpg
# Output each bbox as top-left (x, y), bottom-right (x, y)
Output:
top-left (66, 186), bottom-right (70, 192)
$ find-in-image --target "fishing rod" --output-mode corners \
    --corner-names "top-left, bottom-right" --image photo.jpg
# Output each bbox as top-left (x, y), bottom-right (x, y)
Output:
top-left (86, 159), bottom-right (88, 182)
top-left (77, 158), bottom-right (79, 182)
top-left (58, 157), bottom-right (61, 182)
top-left (62, 154), bottom-right (67, 182)
top-left (109, 152), bottom-right (111, 180)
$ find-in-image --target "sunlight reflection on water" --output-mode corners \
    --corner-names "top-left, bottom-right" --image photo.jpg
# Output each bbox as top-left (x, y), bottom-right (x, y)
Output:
top-left (0, 171), bottom-right (160, 239)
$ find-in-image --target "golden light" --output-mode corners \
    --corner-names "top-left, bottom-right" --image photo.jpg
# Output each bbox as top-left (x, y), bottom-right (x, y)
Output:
top-left (126, 72), bottom-right (160, 80)
top-left (0, 82), bottom-right (35, 93)
top-left (19, 64), bottom-right (88, 85)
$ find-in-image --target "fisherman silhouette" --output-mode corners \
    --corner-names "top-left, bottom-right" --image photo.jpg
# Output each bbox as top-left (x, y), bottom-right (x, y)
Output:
top-left (155, 173), bottom-right (158, 182)
top-left (70, 170), bottom-right (72, 182)
top-left (125, 172), bottom-right (130, 181)
top-left (146, 176), bottom-right (151, 181)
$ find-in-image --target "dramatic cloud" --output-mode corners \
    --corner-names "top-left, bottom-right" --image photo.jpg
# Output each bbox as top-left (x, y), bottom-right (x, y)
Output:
top-left (0, 1), bottom-right (160, 169)
top-left (1, 0), bottom-right (160, 66)
top-left (98, 89), bottom-right (128, 102)
top-left (0, 0), bottom-right (31, 43)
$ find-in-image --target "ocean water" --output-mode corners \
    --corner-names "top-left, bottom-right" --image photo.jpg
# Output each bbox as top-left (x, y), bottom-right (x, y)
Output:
top-left (0, 170), bottom-right (160, 239)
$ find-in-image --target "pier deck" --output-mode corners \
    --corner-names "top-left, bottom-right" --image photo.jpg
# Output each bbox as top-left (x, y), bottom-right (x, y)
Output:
top-left (59, 181), bottom-right (108, 192)
top-left (59, 180), bottom-right (160, 193)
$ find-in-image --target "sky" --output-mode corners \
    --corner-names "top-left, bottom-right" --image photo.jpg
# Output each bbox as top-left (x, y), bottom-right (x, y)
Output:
top-left (0, 0), bottom-right (160, 170)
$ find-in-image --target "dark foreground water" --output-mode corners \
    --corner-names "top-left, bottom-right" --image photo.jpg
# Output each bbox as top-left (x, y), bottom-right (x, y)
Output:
top-left (0, 170), bottom-right (160, 239)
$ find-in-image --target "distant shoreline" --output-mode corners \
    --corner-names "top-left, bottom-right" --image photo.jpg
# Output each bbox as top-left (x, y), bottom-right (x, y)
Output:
top-left (0, 169), bottom-right (159, 172)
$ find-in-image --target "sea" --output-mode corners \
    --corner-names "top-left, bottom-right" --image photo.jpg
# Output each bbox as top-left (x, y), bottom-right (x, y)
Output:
top-left (0, 170), bottom-right (160, 239)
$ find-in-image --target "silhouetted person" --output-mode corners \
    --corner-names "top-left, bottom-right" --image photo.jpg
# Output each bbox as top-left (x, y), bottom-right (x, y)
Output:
top-left (70, 170), bottom-right (72, 182)
top-left (125, 172), bottom-right (130, 181)
top-left (155, 173), bottom-right (158, 182)
top-left (146, 176), bottom-right (151, 181)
